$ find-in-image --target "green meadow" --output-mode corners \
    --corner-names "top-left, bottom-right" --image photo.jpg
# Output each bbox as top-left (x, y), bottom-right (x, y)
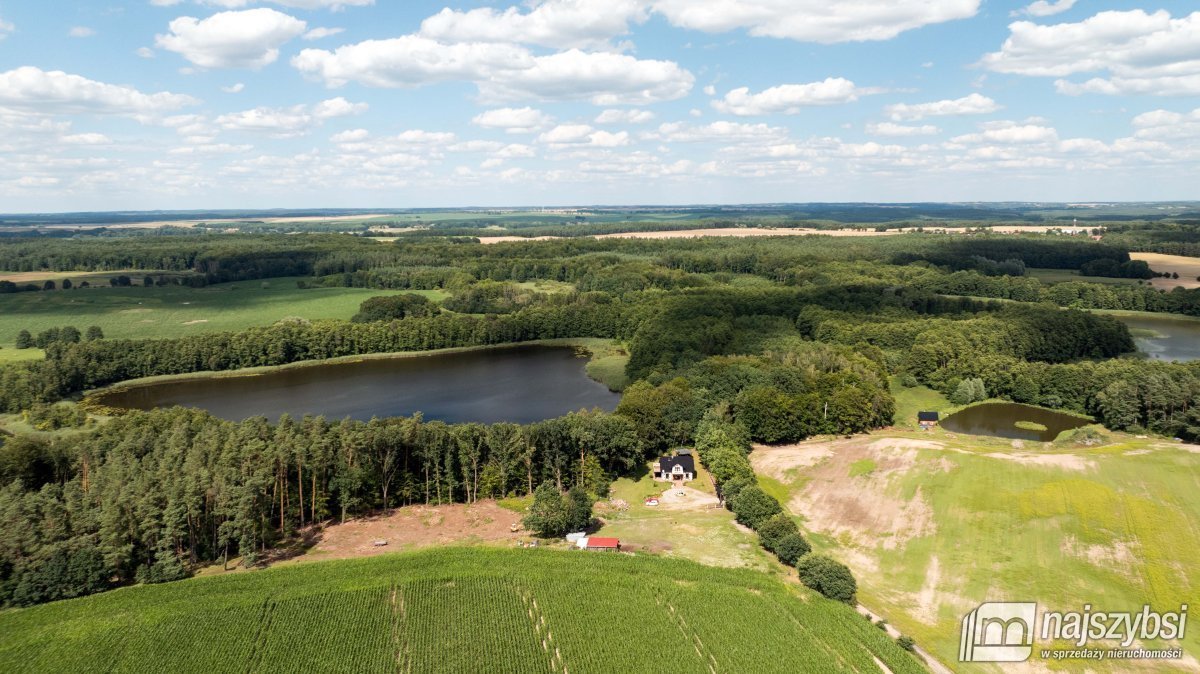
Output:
top-left (755, 416), bottom-right (1200, 671)
top-left (0, 280), bottom-right (448, 349)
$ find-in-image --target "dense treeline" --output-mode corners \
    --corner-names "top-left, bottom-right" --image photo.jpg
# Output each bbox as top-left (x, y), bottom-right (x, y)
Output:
top-left (0, 406), bottom-right (650, 605)
top-left (1102, 224), bottom-right (1200, 258)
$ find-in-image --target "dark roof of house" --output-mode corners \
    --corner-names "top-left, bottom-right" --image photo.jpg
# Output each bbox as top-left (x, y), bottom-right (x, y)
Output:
top-left (659, 454), bottom-right (696, 474)
top-left (918, 411), bottom-right (940, 421)
top-left (587, 537), bottom-right (620, 548)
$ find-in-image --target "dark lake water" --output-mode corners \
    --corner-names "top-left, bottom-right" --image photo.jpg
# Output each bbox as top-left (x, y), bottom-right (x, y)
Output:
top-left (940, 403), bottom-right (1092, 442)
top-left (95, 345), bottom-right (621, 424)
top-left (1114, 314), bottom-right (1200, 362)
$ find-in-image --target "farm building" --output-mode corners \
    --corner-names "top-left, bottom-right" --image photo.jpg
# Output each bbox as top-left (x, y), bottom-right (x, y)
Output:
top-left (652, 453), bottom-right (695, 483)
top-left (585, 537), bottom-right (620, 552)
top-left (918, 411), bottom-right (939, 429)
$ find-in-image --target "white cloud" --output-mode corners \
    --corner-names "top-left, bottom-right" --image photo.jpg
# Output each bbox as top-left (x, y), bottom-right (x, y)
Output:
top-left (471, 107), bottom-right (553, 133)
top-left (712, 78), bottom-right (879, 115)
top-left (982, 10), bottom-right (1200, 96)
top-left (595, 109), bottom-right (655, 124)
top-left (294, 38), bottom-right (693, 104)
top-left (651, 0), bottom-right (980, 43)
top-left (538, 124), bottom-right (630, 147)
top-left (156, 8), bottom-right (307, 69)
top-left (69, 26), bottom-right (96, 38)
top-left (419, 0), bottom-right (647, 50)
top-left (703, 85), bottom-right (716, 96)
top-left (1014, 0), bottom-right (1076, 18)
top-left (1132, 107), bottom-right (1200, 140)
top-left (885, 93), bottom-right (1000, 121)
top-left (952, 121), bottom-right (1059, 144)
top-left (303, 27), bottom-right (343, 40)
top-left (0, 67), bottom-right (198, 117)
top-left (172, 0), bottom-right (372, 8)
top-left (169, 143), bottom-right (253, 155)
top-left (216, 96), bottom-right (366, 137)
top-left (222, 82), bottom-right (246, 93)
top-left (330, 128), bottom-right (369, 143)
top-left (866, 122), bottom-right (940, 137)
top-left (61, 133), bottom-right (112, 145)
top-left (137, 47), bottom-right (155, 58)
top-left (652, 120), bottom-right (787, 144)
top-left (0, 17), bottom-right (13, 41)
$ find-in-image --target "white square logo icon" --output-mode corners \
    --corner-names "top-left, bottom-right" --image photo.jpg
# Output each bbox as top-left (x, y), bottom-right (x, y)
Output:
top-left (960, 602), bottom-right (1037, 663)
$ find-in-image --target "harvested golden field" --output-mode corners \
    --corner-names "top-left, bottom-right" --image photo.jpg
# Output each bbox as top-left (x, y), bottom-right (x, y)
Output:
top-left (1131, 252), bottom-right (1200, 289)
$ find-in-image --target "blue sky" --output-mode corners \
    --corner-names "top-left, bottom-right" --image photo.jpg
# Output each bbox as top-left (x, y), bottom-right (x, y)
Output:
top-left (0, 0), bottom-right (1198, 211)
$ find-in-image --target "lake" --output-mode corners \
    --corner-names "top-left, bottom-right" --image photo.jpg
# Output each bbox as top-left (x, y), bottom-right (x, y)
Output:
top-left (94, 345), bottom-right (622, 424)
top-left (939, 402), bottom-right (1092, 442)
top-left (1113, 314), bottom-right (1200, 362)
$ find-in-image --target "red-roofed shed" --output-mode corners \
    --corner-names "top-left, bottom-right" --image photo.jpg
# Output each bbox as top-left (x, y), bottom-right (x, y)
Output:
top-left (586, 537), bottom-right (620, 551)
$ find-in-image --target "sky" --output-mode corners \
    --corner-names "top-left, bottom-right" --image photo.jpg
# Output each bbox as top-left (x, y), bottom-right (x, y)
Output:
top-left (0, 1), bottom-right (1198, 211)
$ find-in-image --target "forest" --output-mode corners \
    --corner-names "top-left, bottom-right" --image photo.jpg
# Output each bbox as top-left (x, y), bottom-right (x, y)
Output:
top-left (2, 225), bottom-right (1200, 606)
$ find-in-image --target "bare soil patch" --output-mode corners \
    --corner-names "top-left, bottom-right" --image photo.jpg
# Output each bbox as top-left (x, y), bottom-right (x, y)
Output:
top-left (755, 437), bottom-right (936, 551)
top-left (749, 441), bottom-right (836, 480)
top-left (302, 500), bottom-right (522, 561)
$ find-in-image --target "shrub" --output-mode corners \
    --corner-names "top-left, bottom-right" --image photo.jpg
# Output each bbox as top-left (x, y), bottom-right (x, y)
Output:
top-left (729, 486), bottom-right (782, 529)
top-left (351, 294), bottom-right (436, 322)
top-left (757, 513), bottom-right (799, 552)
top-left (773, 533), bottom-right (811, 566)
top-left (897, 636), bottom-right (916, 652)
top-left (796, 554), bottom-right (857, 604)
top-left (14, 330), bottom-right (32, 349)
top-left (719, 474), bottom-right (752, 505)
top-left (564, 485), bottom-right (594, 533)
top-left (523, 482), bottom-right (568, 538)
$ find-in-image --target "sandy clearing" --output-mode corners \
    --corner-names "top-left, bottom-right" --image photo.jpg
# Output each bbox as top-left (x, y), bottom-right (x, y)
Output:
top-left (302, 501), bottom-right (522, 561)
top-left (1062, 534), bottom-right (1139, 572)
top-left (865, 438), bottom-right (945, 452)
top-left (1132, 252), bottom-right (1200, 290)
top-left (982, 452), bottom-right (1095, 471)
top-left (653, 484), bottom-right (721, 511)
top-left (772, 438), bottom-right (936, 551)
top-left (750, 441), bottom-right (835, 479)
top-left (181, 319), bottom-right (209, 325)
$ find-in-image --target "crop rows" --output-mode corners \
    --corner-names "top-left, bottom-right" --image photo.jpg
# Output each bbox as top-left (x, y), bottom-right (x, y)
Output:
top-left (0, 547), bottom-right (926, 673)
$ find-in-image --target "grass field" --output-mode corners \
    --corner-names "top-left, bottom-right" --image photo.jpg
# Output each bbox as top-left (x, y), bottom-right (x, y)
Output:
top-left (751, 425), bottom-right (1200, 672)
top-left (1027, 268), bottom-right (1141, 286)
top-left (0, 547), bottom-right (925, 674)
top-left (0, 279), bottom-right (448, 349)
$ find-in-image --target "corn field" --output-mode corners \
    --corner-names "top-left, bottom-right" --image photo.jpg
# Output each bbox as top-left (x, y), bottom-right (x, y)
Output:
top-left (0, 548), bottom-right (926, 673)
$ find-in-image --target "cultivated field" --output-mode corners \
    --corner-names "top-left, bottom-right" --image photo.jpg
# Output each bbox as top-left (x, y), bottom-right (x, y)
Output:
top-left (1132, 252), bottom-right (1200, 290)
top-left (0, 547), bottom-right (925, 674)
top-left (0, 279), bottom-right (447, 349)
top-left (751, 391), bottom-right (1200, 672)
top-left (476, 224), bottom-right (1098, 244)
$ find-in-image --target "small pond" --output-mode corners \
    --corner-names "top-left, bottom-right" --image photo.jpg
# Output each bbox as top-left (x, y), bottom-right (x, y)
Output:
top-left (939, 402), bottom-right (1092, 442)
top-left (94, 345), bottom-right (621, 424)
top-left (1113, 314), bottom-right (1200, 363)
